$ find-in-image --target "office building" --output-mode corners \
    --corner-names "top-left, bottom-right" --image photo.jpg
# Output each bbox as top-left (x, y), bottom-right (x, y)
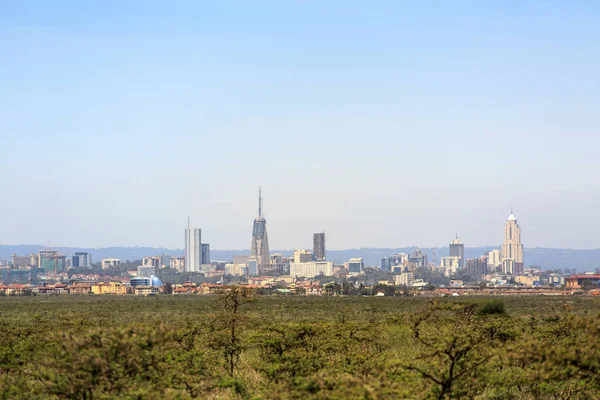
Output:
top-left (501, 211), bottom-right (524, 274)
top-left (250, 189), bottom-right (270, 266)
top-left (142, 256), bottom-right (161, 269)
top-left (408, 249), bottom-right (428, 269)
top-left (381, 257), bottom-right (390, 271)
top-left (466, 256), bottom-right (488, 281)
top-left (248, 258), bottom-right (259, 276)
top-left (159, 255), bottom-right (172, 269)
top-left (72, 252), bottom-right (92, 269)
top-left (12, 254), bottom-right (38, 268)
top-left (38, 250), bottom-right (67, 274)
top-left (294, 249), bottom-right (313, 264)
top-left (313, 232), bottom-right (326, 261)
top-left (185, 221), bottom-right (202, 273)
top-left (395, 270), bottom-right (415, 286)
top-left (440, 256), bottom-right (461, 277)
top-left (449, 235), bottom-right (465, 268)
top-left (201, 244), bottom-right (210, 265)
top-left (225, 263), bottom-right (248, 276)
top-left (170, 257), bottom-right (185, 272)
top-left (101, 258), bottom-right (121, 269)
top-left (348, 258), bottom-right (364, 275)
top-left (289, 261), bottom-right (334, 278)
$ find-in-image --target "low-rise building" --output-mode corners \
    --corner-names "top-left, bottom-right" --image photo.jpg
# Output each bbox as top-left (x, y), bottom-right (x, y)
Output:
top-left (515, 275), bottom-right (540, 287)
top-left (91, 281), bottom-right (127, 295)
top-left (289, 261), bottom-right (334, 278)
top-left (101, 258), bottom-right (121, 270)
top-left (133, 285), bottom-right (159, 296)
top-left (225, 263), bottom-right (248, 276)
top-left (69, 283), bottom-right (92, 294)
top-left (566, 274), bottom-right (600, 289)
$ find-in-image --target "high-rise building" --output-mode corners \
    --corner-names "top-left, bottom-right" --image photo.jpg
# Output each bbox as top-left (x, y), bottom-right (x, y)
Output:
top-left (38, 250), bottom-right (67, 274)
top-left (348, 258), bottom-right (364, 275)
top-left (501, 211), bottom-right (524, 274)
top-left (185, 220), bottom-right (202, 273)
top-left (466, 256), bottom-right (488, 281)
top-left (250, 189), bottom-right (270, 266)
top-left (449, 235), bottom-right (465, 268)
top-left (201, 244), bottom-right (210, 265)
top-left (381, 256), bottom-right (390, 271)
top-left (72, 252), bottom-right (92, 269)
top-left (313, 232), bottom-right (326, 261)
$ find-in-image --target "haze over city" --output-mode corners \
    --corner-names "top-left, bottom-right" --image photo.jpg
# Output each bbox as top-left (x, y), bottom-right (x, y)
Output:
top-left (1, 1), bottom-right (599, 250)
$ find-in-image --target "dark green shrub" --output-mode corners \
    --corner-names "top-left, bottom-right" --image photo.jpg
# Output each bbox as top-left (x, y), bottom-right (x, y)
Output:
top-left (478, 300), bottom-right (507, 316)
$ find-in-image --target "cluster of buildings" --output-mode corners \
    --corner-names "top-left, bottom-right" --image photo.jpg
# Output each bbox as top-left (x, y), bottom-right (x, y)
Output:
top-left (3, 191), bottom-right (600, 295)
top-left (378, 212), bottom-right (528, 286)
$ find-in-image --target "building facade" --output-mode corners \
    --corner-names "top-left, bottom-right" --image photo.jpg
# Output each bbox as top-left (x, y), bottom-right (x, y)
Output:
top-left (440, 256), bottom-right (461, 277)
top-left (313, 232), bottom-right (326, 261)
top-left (294, 249), bottom-right (313, 264)
top-left (201, 244), bottom-right (210, 265)
top-left (289, 261), bottom-right (334, 278)
top-left (501, 212), bottom-right (524, 274)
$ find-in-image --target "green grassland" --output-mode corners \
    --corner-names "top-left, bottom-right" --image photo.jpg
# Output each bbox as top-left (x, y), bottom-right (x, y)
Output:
top-left (0, 294), bottom-right (598, 399)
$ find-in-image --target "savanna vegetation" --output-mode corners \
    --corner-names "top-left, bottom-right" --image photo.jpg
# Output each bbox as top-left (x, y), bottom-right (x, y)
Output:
top-left (0, 293), bottom-right (598, 399)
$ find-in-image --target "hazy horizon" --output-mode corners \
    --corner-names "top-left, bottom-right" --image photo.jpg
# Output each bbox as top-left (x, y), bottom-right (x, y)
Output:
top-left (2, 1), bottom-right (599, 250)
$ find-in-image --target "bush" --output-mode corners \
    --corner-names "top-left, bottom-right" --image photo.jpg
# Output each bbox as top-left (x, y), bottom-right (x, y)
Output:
top-left (478, 300), bottom-right (507, 316)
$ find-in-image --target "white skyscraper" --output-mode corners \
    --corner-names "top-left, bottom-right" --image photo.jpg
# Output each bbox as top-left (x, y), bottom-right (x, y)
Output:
top-left (501, 210), bottom-right (524, 274)
top-left (185, 218), bottom-right (202, 272)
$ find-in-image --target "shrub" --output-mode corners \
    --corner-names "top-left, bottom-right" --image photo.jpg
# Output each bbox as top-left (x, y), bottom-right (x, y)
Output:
top-left (478, 300), bottom-right (507, 316)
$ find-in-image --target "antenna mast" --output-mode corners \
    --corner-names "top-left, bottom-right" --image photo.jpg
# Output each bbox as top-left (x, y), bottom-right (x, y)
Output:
top-left (258, 187), bottom-right (262, 217)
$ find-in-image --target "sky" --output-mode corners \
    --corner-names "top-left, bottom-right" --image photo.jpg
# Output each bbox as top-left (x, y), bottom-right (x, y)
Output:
top-left (1, 1), bottom-right (599, 250)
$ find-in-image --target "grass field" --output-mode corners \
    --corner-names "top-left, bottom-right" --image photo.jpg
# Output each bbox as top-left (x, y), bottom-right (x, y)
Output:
top-left (0, 294), bottom-right (598, 399)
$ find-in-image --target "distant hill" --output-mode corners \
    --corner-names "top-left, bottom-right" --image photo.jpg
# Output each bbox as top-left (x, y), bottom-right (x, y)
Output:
top-left (1, 245), bottom-right (599, 272)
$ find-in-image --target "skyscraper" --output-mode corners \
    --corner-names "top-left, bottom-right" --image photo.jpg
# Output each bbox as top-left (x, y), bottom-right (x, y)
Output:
top-left (449, 235), bottom-right (465, 268)
top-left (250, 189), bottom-right (270, 266)
top-left (201, 243), bottom-right (210, 265)
top-left (185, 219), bottom-right (202, 272)
top-left (501, 211), bottom-right (524, 274)
top-left (72, 252), bottom-right (91, 269)
top-left (313, 232), bottom-right (326, 261)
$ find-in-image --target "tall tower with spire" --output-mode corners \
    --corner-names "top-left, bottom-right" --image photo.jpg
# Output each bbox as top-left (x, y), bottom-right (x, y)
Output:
top-left (250, 188), bottom-right (270, 267)
top-left (501, 210), bottom-right (524, 274)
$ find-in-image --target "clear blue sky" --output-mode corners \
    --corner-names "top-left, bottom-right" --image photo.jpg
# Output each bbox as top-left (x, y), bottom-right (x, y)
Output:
top-left (1, 1), bottom-right (599, 250)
